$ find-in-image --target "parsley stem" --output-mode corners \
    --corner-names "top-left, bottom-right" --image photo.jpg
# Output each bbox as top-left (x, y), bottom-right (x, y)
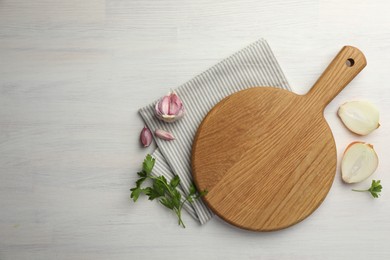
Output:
top-left (149, 174), bottom-right (187, 227)
top-left (177, 209), bottom-right (185, 228)
top-left (179, 199), bottom-right (187, 211)
top-left (131, 155), bottom-right (208, 228)
top-left (352, 189), bottom-right (368, 192)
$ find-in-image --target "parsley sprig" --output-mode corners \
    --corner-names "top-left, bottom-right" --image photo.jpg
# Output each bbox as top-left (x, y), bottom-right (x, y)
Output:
top-left (130, 154), bottom-right (207, 228)
top-left (352, 180), bottom-right (383, 198)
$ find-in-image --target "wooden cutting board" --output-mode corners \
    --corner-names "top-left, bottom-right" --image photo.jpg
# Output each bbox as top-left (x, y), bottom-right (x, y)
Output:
top-left (191, 46), bottom-right (366, 231)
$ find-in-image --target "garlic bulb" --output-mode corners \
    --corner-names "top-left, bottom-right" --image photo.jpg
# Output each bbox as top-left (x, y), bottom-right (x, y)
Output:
top-left (338, 101), bottom-right (380, 135)
top-left (155, 91), bottom-right (185, 123)
top-left (140, 126), bottom-right (153, 147)
top-left (341, 142), bottom-right (379, 184)
top-left (155, 129), bottom-right (175, 141)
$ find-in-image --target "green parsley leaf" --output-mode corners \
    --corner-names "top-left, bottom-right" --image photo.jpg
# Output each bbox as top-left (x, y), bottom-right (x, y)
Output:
top-left (368, 180), bottom-right (382, 198)
top-left (130, 187), bottom-right (142, 202)
top-left (189, 184), bottom-right (196, 196)
top-left (143, 187), bottom-right (160, 200)
top-left (159, 197), bottom-right (174, 210)
top-left (130, 154), bottom-right (207, 228)
top-left (171, 189), bottom-right (182, 209)
top-left (153, 180), bottom-right (166, 197)
top-left (159, 175), bottom-right (168, 185)
top-left (187, 196), bottom-right (194, 203)
top-left (137, 171), bottom-right (147, 178)
top-left (199, 190), bottom-right (208, 196)
top-left (170, 175), bottom-right (180, 188)
top-left (352, 179), bottom-right (383, 198)
top-left (136, 177), bottom-right (146, 188)
top-left (142, 154), bottom-right (155, 175)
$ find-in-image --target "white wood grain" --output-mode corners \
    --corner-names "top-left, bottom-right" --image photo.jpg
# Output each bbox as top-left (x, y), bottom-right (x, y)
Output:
top-left (1, 0), bottom-right (389, 259)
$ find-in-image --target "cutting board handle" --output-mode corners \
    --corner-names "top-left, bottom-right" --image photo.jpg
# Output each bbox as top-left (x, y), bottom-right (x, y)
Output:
top-left (306, 46), bottom-right (367, 109)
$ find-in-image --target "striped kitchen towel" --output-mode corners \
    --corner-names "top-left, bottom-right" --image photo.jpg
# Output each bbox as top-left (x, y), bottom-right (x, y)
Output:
top-left (139, 39), bottom-right (291, 224)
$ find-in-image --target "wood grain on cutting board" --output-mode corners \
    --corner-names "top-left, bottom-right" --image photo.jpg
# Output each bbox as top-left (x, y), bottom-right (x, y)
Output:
top-left (192, 46), bottom-right (366, 231)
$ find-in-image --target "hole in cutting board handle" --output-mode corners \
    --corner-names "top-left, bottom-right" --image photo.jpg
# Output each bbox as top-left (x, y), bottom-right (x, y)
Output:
top-left (346, 58), bottom-right (355, 67)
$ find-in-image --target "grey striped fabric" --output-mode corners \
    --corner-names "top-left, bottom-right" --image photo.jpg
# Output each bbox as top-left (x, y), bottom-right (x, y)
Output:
top-left (139, 39), bottom-right (291, 224)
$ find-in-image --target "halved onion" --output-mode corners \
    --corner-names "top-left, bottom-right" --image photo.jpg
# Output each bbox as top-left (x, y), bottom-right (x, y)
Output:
top-left (341, 142), bottom-right (379, 183)
top-left (338, 101), bottom-right (380, 135)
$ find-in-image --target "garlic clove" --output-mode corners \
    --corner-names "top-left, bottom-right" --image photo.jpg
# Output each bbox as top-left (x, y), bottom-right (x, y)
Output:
top-left (169, 100), bottom-right (180, 115)
top-left (169, 92), bottom-right (183, 115)
top-left (338, 101), bottom-right (380, 135)
top-left (155, 91), bottom-right (185, 123)
top-left (159, 96), bottom-right (171, 115)
top-left (155, 129), bottom-right (175, 141)
top-left (341, 142), bottom-right (379, 183)
top-left (140, 126), bottom-right (153, 147)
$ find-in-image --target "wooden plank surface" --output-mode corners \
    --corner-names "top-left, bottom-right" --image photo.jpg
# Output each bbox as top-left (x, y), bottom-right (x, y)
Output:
top-left (0, 0), bottom-right (389, 259)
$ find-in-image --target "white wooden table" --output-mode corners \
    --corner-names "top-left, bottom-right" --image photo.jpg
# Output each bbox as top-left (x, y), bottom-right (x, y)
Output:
top-left (1, 0), bottom-right (389, 259)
